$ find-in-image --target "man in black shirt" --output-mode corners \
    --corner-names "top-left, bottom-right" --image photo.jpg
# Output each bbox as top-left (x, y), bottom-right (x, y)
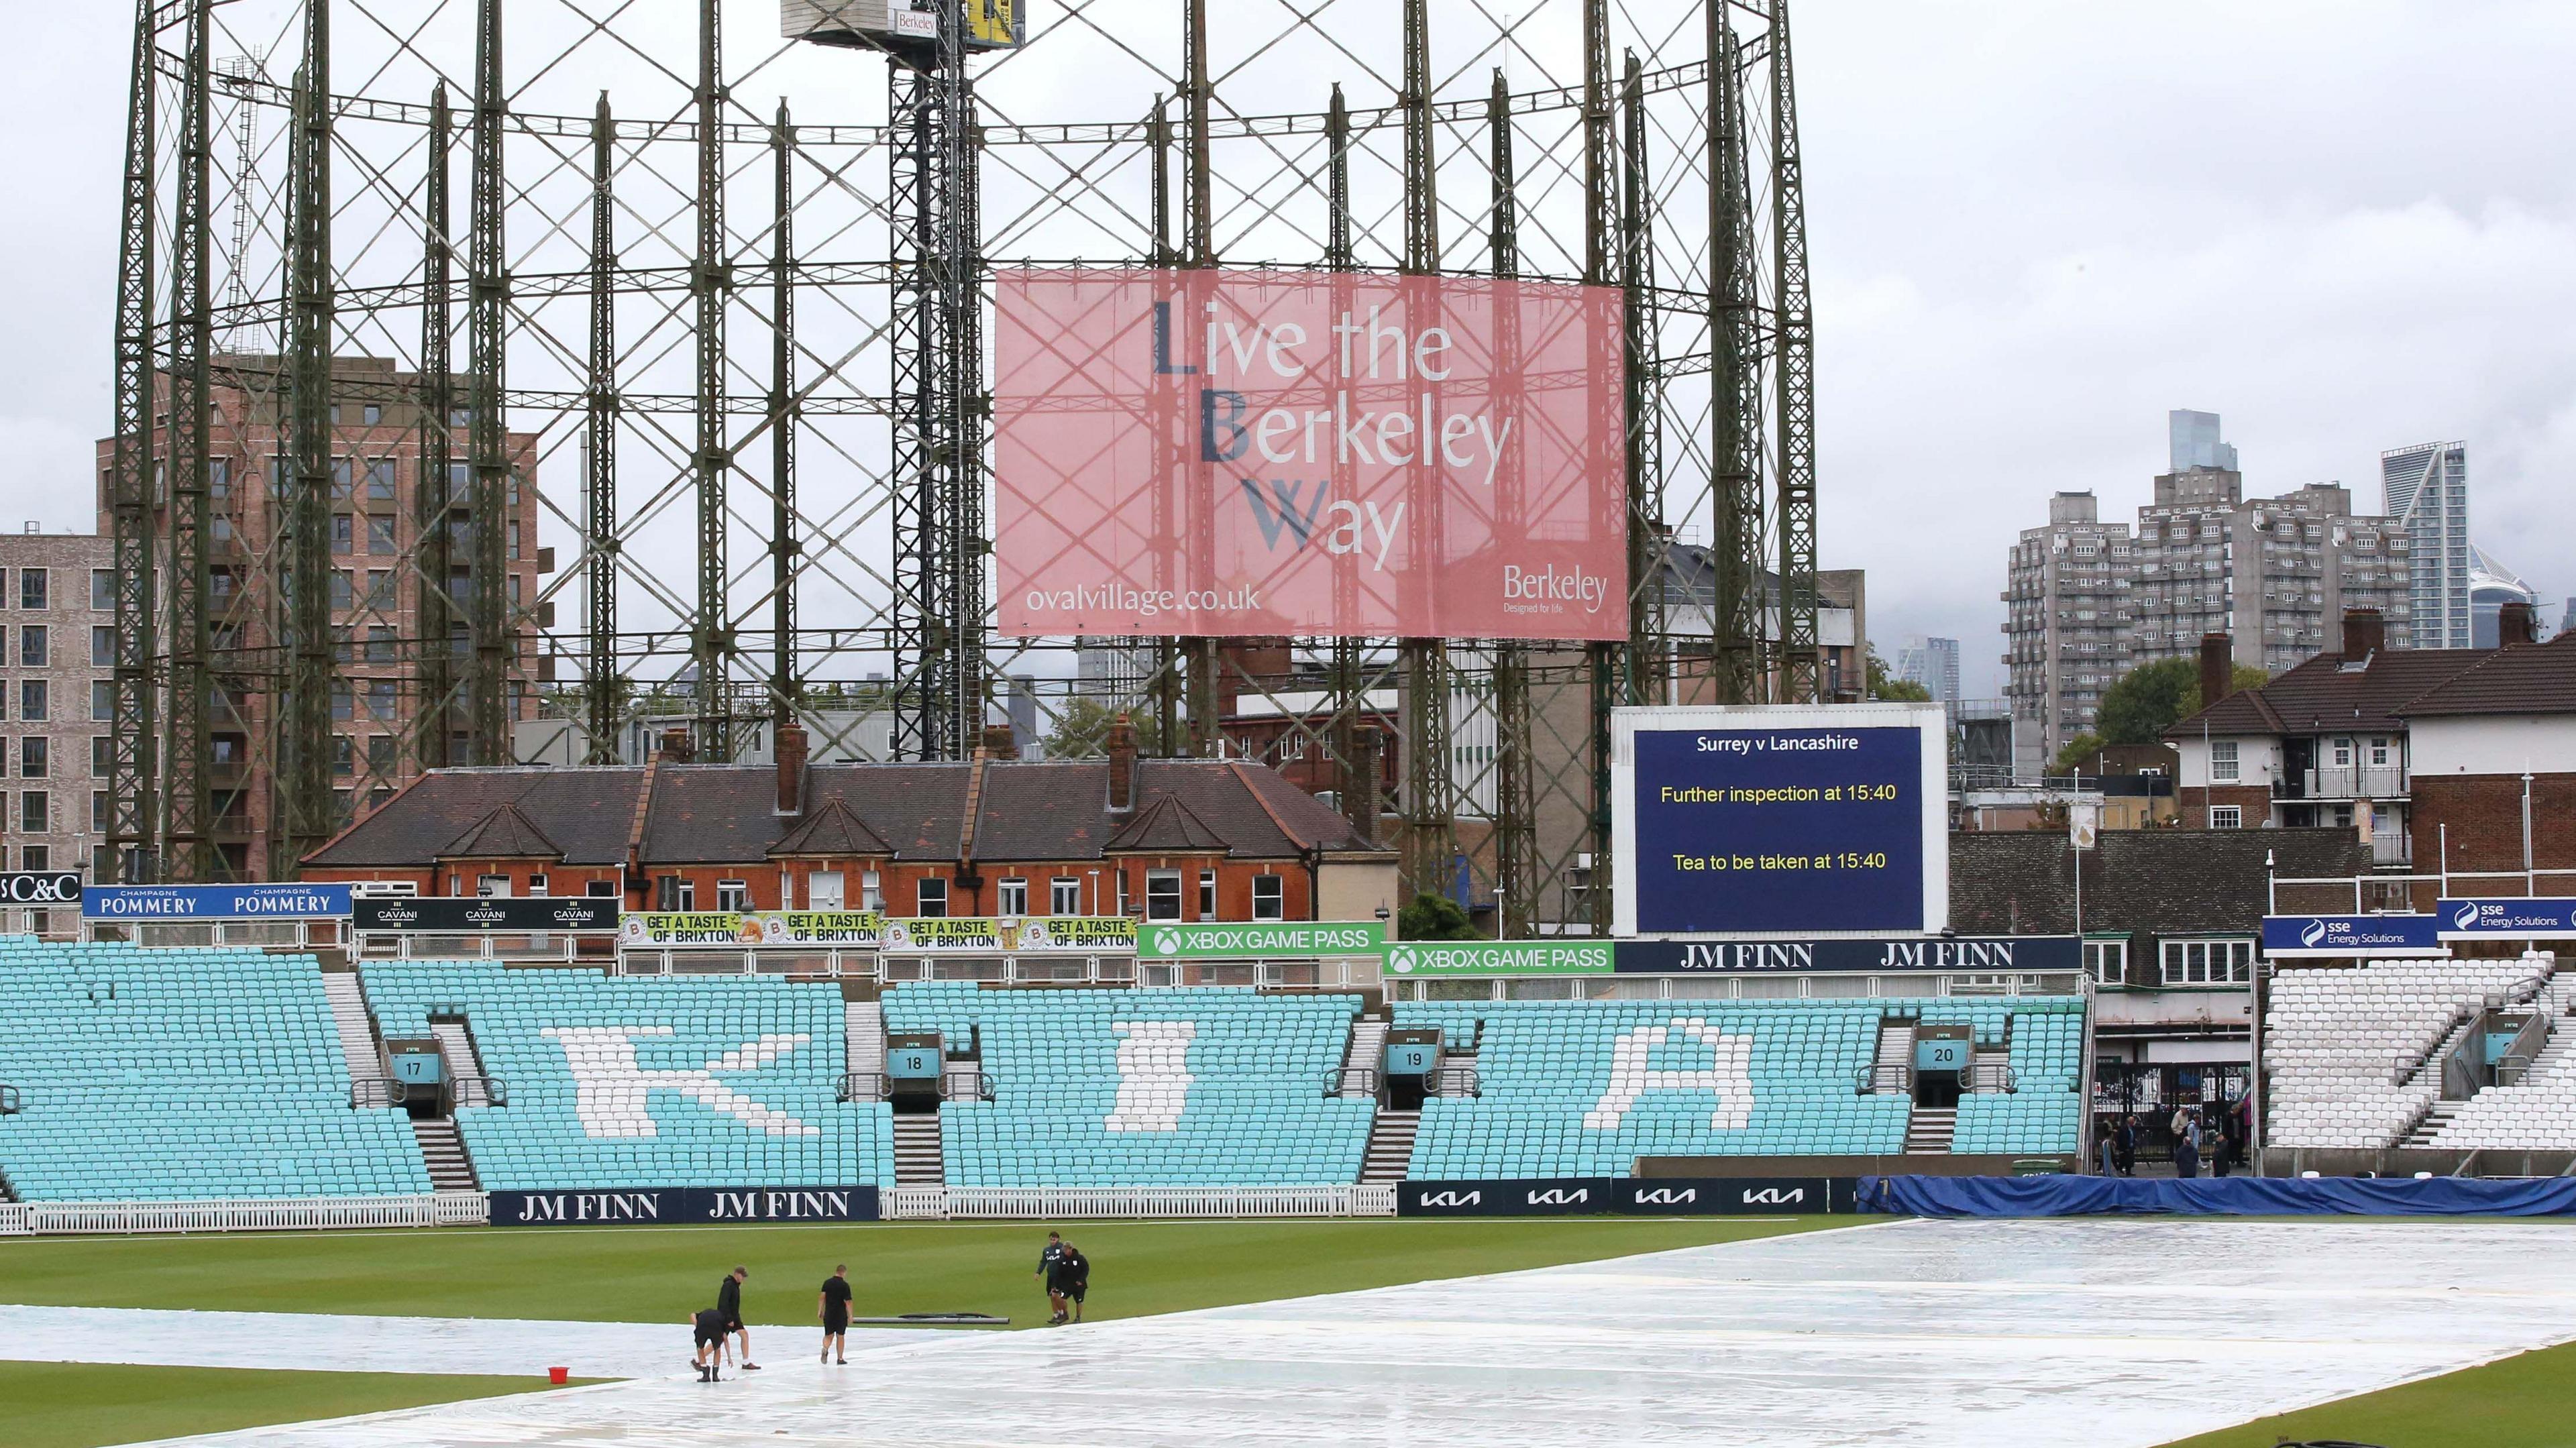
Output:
top-left (716, 1266), bottom-right (759, 1370)
top-left (1036, 1231), bottom-right (1068, 1326)
top-left (1052, 1241), bottom-right (1090, 1325)
top-left (692, 1306), bottom-right (729, 1382)
top-left (818, 1264), bottom-right (854, 1365)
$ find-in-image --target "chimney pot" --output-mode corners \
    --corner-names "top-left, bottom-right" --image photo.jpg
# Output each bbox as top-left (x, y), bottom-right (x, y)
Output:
top-left (2198, 634), bottom-right (2233, 712)
top-left (775, 720), bottom-right (809, 816)
top-left (980, 722), bottom-right (1018, 760)
top-left (2498, 600), bottom-right (2538, 647)
top-left (1106, 713), bottom-right (1137, 812)
top-left (2341, 606), bottom-right (2387, 660)
top-left (658, 727), bottom-right (696, 765)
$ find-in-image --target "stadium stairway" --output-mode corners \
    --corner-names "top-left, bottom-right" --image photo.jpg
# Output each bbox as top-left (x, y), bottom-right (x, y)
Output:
top-left (846, 999), bottom-right (885, 1082)
top-left (1903, 1107), bottom-right (1958, 1154)
top-left (321, 973), bottom-right (386, 1084)
top-left (893, 1113), bottom-right (945, 1187)
top-left (1360, 1109), bottom-right (1418, 1182)
top-left (2402, 1102), bottom-right (2465, 1148)
top-left (1340, 1015), bottom-right (1387, 1098)
top-left (1868, 1019), bottom-right (1913, 1093)
top-left (432, 1021), bottom-right (496, 1108)
top-left (413, 1117), bottom-right (478, 1190)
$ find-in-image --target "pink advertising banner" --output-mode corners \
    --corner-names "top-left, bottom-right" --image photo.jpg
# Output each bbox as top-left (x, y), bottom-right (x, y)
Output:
top-left (993, 268), bottom-right (1627, 641)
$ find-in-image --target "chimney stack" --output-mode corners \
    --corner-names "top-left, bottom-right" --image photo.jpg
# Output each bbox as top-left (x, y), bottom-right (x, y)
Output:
top-left (2341, 606), bottom-right (2387, 661)
top-left (1106, 712), bottom-right (1137, 812)
top-left (774, 720), bottom-right (808, 816)
top-left (658, 727), bottom-right (696, 764)
top-left (2198, 634), bottom-right (2233, 712)
top-left (2499, 600), bottom-right (2539, 647)
top-left (980, 722), bottom-right (1019, 760)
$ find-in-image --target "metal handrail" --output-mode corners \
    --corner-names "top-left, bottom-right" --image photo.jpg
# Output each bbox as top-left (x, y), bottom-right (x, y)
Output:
top-left (1429, 1064), bottom-right (1480, 1098)
top-left (0, 1084), bottom-right (21, 1115)
top-left (839, 1070), bottom-right (889, 1103)
top-left (350, 1078), bottom-right (403, 1109)
top-left (1855, 1063), bottom-right (1912, 1095)
top-left (1328, 1066), bottom-right (1381, 1097)
top-left (454, 1075), bottom-right (507, 1108)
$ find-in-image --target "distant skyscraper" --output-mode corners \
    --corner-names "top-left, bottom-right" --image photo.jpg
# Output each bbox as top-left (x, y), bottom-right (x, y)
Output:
top-left (2467, 545), bottom-right (2540, 650)
top-left (1896, 636), bottom-right (1962, 703)
top-left (2381, 441), bottom-right (2472, 649)
top-left (2169, 409), bottom-right (2239, 474)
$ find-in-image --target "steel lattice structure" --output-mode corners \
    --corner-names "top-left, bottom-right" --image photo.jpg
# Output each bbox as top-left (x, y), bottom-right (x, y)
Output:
top-left (105, 0), bottom-right (1819, 934)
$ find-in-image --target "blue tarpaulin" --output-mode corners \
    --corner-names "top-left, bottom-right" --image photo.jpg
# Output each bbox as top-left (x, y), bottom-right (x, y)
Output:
top-left (1857, 1174), bottom-right (2576, 1218)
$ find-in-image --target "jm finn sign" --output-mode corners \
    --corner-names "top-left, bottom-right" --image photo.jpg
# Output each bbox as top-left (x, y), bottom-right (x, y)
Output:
top-left (1613, 936), bottom-right (2080, 975)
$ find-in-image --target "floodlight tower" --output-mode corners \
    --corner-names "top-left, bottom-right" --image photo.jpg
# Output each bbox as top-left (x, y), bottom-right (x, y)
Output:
top-left (786, 2), bottom-right (1022, 761)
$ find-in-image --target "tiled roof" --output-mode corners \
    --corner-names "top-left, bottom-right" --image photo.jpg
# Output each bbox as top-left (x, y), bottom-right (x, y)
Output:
top-left (1104, 795), bottom-right (1230, 854)
top-left (309, 757), bottom-right (1387, 872)
top-left (2395, 632), bottom-right (2576, 718)
top-left (768, 798), bottom-right (892, 858)
top-left (2168, 647), bottom-right (2489, 738)
top-left (1949, 828), bottom-right (2375, 938)
top-left (438, 803), bottom-right (562, 861)
top-left (305, 768), bottom-right (645, 867)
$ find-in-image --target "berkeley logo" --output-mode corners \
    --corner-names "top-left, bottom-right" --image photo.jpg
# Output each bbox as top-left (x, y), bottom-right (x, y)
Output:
top-left (1418, 1190), bottom-right (1482, 1207)
top-left (1743, 1187), bottom-right (1806, 1206)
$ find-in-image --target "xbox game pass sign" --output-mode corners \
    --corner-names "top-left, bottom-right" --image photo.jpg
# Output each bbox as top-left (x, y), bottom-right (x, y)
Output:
top-left (1140, 922), bottom-right (1385, 960)
top-left (1611, 704), bottom-right (1948, 938)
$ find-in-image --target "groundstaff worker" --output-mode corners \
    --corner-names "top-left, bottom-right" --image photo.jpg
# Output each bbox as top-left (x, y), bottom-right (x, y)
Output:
top-left (1053, 1241), bottom-right (1091, 1325)
top-left (1038, 1231), bottom-right (1069, 1325)
top-left (692, 1306), bottom-right (731, 1382)
top-left (718, 1266), bottom-right (760, 1370)
top-left (819, 1264), bottom-right (854, 1365)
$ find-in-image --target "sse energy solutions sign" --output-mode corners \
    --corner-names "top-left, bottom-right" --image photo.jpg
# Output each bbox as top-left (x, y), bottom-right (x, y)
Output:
top-left (1611, 704), bottom-right (1948, 938)
top-left (992, 268), bottom-right (1626, 641)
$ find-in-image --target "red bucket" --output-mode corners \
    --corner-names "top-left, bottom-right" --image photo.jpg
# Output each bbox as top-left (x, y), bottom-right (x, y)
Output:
top-left (548, 1367), bottom-right (570, 1386)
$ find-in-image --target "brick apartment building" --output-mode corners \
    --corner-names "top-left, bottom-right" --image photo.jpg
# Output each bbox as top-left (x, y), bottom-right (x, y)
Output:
top-left (0, 528), bottom-right (112, 890)
top-left (97, 356), bottom-right (543, 877)
top-left (304, 720), bottom-right (1400, 926)
top-left (2170, 602), bottom-right (2576, 887)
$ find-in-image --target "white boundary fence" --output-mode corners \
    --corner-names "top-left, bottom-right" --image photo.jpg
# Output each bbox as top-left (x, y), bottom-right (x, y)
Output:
top-left (905, 1185), bottom-right (1398, 1220)
top-left (0, 1185), bottom-right (1397, 1234)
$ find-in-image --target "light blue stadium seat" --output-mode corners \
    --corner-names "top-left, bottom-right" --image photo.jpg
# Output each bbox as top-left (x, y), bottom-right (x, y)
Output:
top-left (881, 983), bottom-right (1373, 1187)
top-left (0, 939), bottom-right (432, 1202)
top-left (361, 963), bottom-right (893, 1191)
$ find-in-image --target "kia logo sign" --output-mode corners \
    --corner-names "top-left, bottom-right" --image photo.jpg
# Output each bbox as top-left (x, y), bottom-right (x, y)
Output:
top-left (1419, 1190), bottom-right (1481, 1208)
top-left (1526, 1188), bottom-right (1589, 1206)
top-left (1635, 1188), bottom-right (1697, 1206)
top-left (0, 872), bottom-right (82, 904)
top-left (1742, 1187), bottom-right (1806, 1206)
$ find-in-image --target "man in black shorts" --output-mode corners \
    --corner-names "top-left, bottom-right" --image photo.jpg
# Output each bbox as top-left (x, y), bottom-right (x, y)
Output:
top-left (1053, 1241), bottom-right (1090, 1325)
top-left (1036, 1231), bottom-right (1068, 1325)
top-left (818, 1264), bottom-right (853, 1364)
top-left (717, 1266), bottom-right (759, 1370)
top-left (692, 1306), bottom-right (729, 1381)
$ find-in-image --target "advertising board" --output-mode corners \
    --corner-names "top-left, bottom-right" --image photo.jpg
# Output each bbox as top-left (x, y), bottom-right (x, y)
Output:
top-left (1397, 1177), bottom-right (1855, 1217)
top-left (2261, 913), bottom-right (2446, 958)
top-left (0, 871), bottom-right (83, 905)
top-left (878, 917), bottom-right (1138, 954)
top-left (1382, 940), bottom-right (1612, 977)
top-left (83, 883), bottom-right (354, 921)
top-left (2438, 899), bottom-right (2576, 941)
top-left (353, 897), bottom-right (620, 934)
top-left (489, 1185), bottom-right (878, 1227)
top-left (1138, 921), bottom-right (1385, 960)
top-left (1612, 936), bottom-right (2078, 974)
top-left (1611, 704), bottom-right (1948, 938)
top-left (993, 268), bottom-right (1626, 641)
top-left (621, 911), bottom-right (887, 948)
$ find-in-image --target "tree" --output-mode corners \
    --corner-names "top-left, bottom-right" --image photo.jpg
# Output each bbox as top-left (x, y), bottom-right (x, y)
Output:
top-left (1043, 697), bottom-right (1169, 759)
top-left (1397, 891), bottom-right (1481, 942)
top-left (1866, 648), bottom-right (1932, 703)
top-left (2094, 658), bottom-right (2199, 745)
top-left (2051, 732), bottom-right (2106, 776)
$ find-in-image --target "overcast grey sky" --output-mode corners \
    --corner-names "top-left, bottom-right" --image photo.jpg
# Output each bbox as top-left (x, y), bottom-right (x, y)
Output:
top-left (3, 1), bottom-right (2569, 695)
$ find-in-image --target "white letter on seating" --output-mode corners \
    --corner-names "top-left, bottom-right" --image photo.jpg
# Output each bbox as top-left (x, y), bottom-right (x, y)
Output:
top-left (1582, 1019), bottom-right (1755, 1131)
top-left (1105, 1020), bottom-right (1197, 1133)
top-left (542, 1025), bottom-right (820, 1139)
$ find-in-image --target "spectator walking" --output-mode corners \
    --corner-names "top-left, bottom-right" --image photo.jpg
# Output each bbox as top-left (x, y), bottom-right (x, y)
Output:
top-left (818, 1264), bottom-right (853, 1365)
top-left (2096, 1125), bottom-right (2116, 1177)
top-left (718, 1266), bottom-right (759, 1370)
top-left (2174, 1114), bottom-right (2201, 1179)
top-left (2114, 1115), bottom-right (2137, 1177)
top-left (1038, 1231), bottom-right (1069, 1325)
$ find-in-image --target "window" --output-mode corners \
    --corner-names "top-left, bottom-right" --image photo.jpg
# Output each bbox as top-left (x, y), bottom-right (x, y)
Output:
top-left (1145, 869), bottom-right (1183, 921)
top-left (2331, 737), bottom-right (2353, 767)
top-left (17, 626), bottom-right (44, 668)
top-left (18, 681), bottom-right (44, 722)
top-left (807, 871), bottom-right (845, 910)
top-left (2210, 805), bottom-right (2243, 829)
top-left (91, 681), bottom-right (111, 722)
top-left (20, 845), bottom-right (46, 871)
top-left (91, 570), bottom-right (113, 612)
top-left (717, 880), bottom-right (751, 912)
top-left (18, 569), bottom-right (44, 610)
top-left (2161, 938), bottom-right (2255, 986)
top-left (367, 679), bottom-right (396, 720)
top-left (329, 571), bottom-right (353, 610)
top-left (331, 736), bottom-right (354, 777)
top-left (368, 459), bottom-right (396, 500)
top-left (19, 791), bottom-right (46, 832)
top-left (331, 680), bottom-right (353, 721)
top-left (1198, 869), bottom-right (1217, 918)
top-left (655, 875), bottom-right (692, 911)
top-left (861, 870), bottom-right (883, 911)
top-left (331, 514), bottom-right (354, 555)
top-left (91, 791), bottom-right (105, 830)
top-left (2209, 740), bottom-right (2239, 783)
top-left (2369, 737), bottom-right (2392, 767)
top-left (368, 735), bottom-right (395, 773)
top-left (588, 878), bottom-right (620, 897)
top-left (1051, 877), bottom-right (1082, 915)
top-left (91, 736), bottom-right (109, 777)
top-left (915, 877), bottom-right (949, 917)
top-left (998, 878), bottom-right (1028, 916)
top-left (366, 570), bottom-right (392, 610)
top-left (18, 738), bottom-right (44, 778)
top-left (91, 625), bottom-right (113, 667)
top-left (362, 404), bottom-right (384, 427)
top-left (367, 626), bottom-right (396, 664)
top-left (477, 873), bottom-right (511, 897)
top-left (2084, 938), bottom-right (2127, 987)
top-left (527, 874), bottom-right (547, 897)
top-left (1252, 874), bottom-right (1285, 922)
top-left (368, 516), bottom-right (398, 554)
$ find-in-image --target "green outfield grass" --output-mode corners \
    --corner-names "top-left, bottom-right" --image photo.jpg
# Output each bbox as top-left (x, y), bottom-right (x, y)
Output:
top-left (0, 1361), bottom-right (579, 1448)
top-left (0, 1215), bottom-right (1838, 1330)
top-left (2157, 1339), bottom-right (2576, 1448)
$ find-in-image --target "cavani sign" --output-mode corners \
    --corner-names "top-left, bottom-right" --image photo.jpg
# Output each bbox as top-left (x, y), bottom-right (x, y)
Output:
top-left (992, 268), bottom-right (1627, 641)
